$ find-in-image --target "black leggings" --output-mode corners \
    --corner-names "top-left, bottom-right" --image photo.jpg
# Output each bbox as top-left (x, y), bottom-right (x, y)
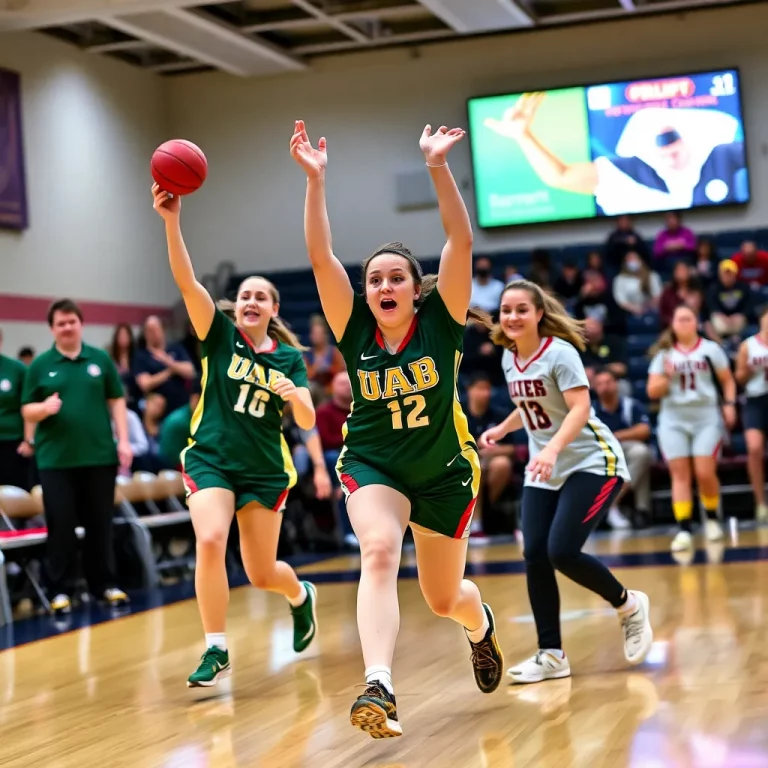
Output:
top-left (522, 472), bottom-right (626, 650)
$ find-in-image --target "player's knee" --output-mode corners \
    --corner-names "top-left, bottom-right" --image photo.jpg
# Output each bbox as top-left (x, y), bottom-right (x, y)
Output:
top-left (547, 540), bottom-right (577, 572)
top-left (423, 591), bottom-right (458, 618)
top-left (195, 527), bottom-right (228, 557)
top-left (360, 536), bottom-right (400, 576)
top-left (246, 567), bottom-right (276, 590)
top-left (487, 455), bottom-right (512, 476)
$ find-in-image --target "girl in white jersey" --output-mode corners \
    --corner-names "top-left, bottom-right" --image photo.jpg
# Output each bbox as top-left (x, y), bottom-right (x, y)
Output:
top-left (479, 280), bottom-right (653, 685)
top-left (647, 304), bottom-right (736, 552)
top-left (734, 306), bottom-right (768, 522)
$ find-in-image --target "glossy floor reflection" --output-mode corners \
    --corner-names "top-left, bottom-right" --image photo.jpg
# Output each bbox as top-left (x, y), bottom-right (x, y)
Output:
top-left (2, 530), bottom-right (768, 767)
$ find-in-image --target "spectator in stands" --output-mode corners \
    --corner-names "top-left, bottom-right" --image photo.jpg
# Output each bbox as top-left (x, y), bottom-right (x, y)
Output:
top-left (653, 212), bottom-right (696, 263)
top-left (0, 328), bottom-right (33, 489)
top-left (592, 369), bottom-right (653, 530)
top-left (504, 264), bottom-right (524, 284)
top-left (121, 401), bottom-right (149, 474)
top-left (612, 251), bottom-right (662, 317)
top-left (694, 237), bottom-right (718, 283)
top-left (108, 323), bottom-right (139, 412)
top-left (470, 256), bottom-right (505, 315)
top-left (461, 317), bottom-right (505, 388)
top-left (708, 259), bottom-right (753, 342)
top-left (581, 317), bottom-right (627, 385)
top-left (529, 248), bottom-right (552, 289)
top-left (732, 240), bottom-right (768, 288)
top-left (138, 392), bottom-right (167, 472)
top-left (583, 251), bottom-right (608, 291)
top-left (20, 298), bottom-right (130, 615)
top-left (313, 371), bottom-right (355, 547)
top-left (463, 372), bottom-right (516, 535)
top-left (604, 215), bottom-right (649, 270)
top-left (159, 379), bottom-right (201, 469)
top-left (573, 268), bottom-right (625, 335)
top-left (133, 315), bottom-right (196, 414)
top-left (304, 314), bottom-right (345, 398)
top-left (17, 346), bottom-right (34, 366)
top-left (552, 259), bottom-right (583, 310)
top-left (659, 262), bottom-right (702, 328)
top-left (686, 287), bottom-right (720, 345)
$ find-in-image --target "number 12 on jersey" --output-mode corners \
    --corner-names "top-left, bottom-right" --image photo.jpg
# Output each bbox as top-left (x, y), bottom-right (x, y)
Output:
top-left (387, 395), bottom-right (429, 430)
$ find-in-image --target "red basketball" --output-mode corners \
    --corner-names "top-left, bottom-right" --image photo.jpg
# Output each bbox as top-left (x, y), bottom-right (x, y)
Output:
top-left (151, 139), bottom-right (207, 196)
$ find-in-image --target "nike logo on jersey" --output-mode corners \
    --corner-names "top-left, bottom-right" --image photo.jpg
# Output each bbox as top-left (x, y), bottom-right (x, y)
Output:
top-left (49, 372), bottom-right (57, 377)
top-left (462, 477), bottom-right (472, 486)
top-left (361, 353), bottom-right (377, 360)
top-left (236, 342), bottom-right (245, 349)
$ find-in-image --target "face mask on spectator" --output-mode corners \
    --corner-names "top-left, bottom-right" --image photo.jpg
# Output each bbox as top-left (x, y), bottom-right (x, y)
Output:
top-left (626, 260), bottom-right (641, 273)
top-left (475, 266), bottom-right (491, 278)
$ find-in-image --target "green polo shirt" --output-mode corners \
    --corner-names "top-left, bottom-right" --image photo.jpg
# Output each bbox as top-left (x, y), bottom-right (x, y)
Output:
top-left (0, 354), bottom-right (26, 441)
top-left (22, 343), bottom-right (124, 470)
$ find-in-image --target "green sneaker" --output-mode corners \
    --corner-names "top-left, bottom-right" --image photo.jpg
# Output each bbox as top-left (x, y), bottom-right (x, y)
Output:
top-left (291, 582), bottom-right (318, 653)
top-left (187, 647), bottom-right (231, 688)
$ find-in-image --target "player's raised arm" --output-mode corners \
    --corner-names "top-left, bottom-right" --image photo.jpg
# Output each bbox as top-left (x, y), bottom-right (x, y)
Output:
top-left (289, 120), bottom-right (354, 342)
top-left (420, 125), bottom-right (474, 325)
top-left (151, 183), bottom-right (215, 340)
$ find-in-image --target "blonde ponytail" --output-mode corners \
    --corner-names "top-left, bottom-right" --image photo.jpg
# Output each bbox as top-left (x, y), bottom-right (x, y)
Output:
top-left (490, 279), bottom-right (587, 351)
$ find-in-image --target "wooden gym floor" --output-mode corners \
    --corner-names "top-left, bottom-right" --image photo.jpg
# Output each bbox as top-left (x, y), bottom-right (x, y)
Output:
top-left (2, 528), bottom-right (768, 768)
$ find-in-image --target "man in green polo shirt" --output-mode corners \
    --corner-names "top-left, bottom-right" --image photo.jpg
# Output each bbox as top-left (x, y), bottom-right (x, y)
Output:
top-left (0, 328), bottom-right (33, 489)
top-left (21, 299), bottom-right (133, 616)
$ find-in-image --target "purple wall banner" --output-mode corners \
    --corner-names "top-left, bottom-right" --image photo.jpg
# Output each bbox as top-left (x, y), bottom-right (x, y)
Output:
top-left (0, 69), bottom-right (28, 231)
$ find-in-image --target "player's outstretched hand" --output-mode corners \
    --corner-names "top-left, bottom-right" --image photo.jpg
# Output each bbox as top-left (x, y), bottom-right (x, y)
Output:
top-left (478, 424), bottom-right (506, 449)
top-left (527, 444), bottom-right (557, 483)
top-left (419, 124), bottom-right (465, 165)
top-left (152, 183), bottom-right (180, 221)
top-left (290, 120), bottom-right (327, 179)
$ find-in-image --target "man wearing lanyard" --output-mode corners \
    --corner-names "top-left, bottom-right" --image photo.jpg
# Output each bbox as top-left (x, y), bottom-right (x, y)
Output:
top-left (22, 299), bottom-right (132, 615)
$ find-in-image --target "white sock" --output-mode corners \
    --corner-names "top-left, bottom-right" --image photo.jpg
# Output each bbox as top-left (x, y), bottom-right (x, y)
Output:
top-left (542, 648), bottom-right (565, 659)
top-left (465, 613), bottom-right (490, 644)
top-left (365, 666), bottom-right (394, 695)
top-left (617, 590), bottom-right (638, 616)
top-left (206, 633), bottom-right (227, 652)
top-left (287, 582), bottom-right (308, 608)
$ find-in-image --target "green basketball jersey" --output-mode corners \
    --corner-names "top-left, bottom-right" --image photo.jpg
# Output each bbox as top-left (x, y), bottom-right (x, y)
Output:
top-left (337, 288), bottom-right (476, 485)
top-left (182, 309), bottom-right (308, 484)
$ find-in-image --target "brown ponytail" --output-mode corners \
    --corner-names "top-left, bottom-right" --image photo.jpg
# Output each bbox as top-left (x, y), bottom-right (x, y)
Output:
top-left (361, 242), bottom-right (493, 329)
top-left (220, 277), bottom-right (308, 351)
top-left (489, 279), bottom-right (587, 351)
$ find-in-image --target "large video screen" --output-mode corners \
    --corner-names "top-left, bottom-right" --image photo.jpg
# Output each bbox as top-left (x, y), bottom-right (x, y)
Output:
top-left (467, 69), bottom-right (749, 228)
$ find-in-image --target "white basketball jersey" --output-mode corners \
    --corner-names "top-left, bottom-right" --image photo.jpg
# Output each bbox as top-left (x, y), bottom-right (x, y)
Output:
top-left (648, 338), bottom-right (729, 413)
top-left (502, 336), bottom-right (629, 490)
top-left (744, 335), bottom-right (768, 399)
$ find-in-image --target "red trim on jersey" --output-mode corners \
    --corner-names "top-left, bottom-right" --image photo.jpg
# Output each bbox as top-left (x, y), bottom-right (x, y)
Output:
top-left (340, 472), bottom-right (360, 494)
top-left (273, 488), bottom-right (290, 512)
top-left (238, 328), bottom-right (278, 354)
top-left (0, 527), bottom-right (47, 540)
top-left (711, 439), bottom-right (723, 459)
top-left (582, 477), bottom-right (619, 524)
top-left (514, 336), bottom-right (554, 373)
top-left (454, 497), bottom-right (477, 538)
top-left (182, 472), bottom-right (199, 495)
top-left (673, 338), bottom-right (702, 355)
top-left (375, 313), bottom-right (419, 352)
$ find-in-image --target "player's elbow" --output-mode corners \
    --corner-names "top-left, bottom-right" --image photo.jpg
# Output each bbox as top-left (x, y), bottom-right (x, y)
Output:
top-left (294, 407), bottom-right (316, 431)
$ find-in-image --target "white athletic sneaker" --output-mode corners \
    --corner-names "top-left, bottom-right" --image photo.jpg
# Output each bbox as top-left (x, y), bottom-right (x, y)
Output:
top-left (607, 506), bottom-right (632, 530)
top-left (671, 530), bottom-right (693, 552)
top-left (757, 503), bottom-right (768, 523)
top-left (507, 650), bottom-right (571, 685)
top-left (620, 590), bottom-right (653, 665)
top-left (705, 519), bottom-right (724, 542)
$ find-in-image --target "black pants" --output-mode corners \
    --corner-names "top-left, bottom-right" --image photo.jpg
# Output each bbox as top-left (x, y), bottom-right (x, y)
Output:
top-left (522, 472), bottom-right (626, 650)
top-left (38, 464), bottom-right (118, 596)
top-left (0, 439), bottom-right (32, 491)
